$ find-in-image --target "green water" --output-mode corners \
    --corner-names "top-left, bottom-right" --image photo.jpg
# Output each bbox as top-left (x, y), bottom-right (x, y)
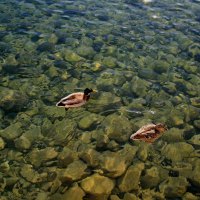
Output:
top-left (0, 0), bottom-right (200, 199)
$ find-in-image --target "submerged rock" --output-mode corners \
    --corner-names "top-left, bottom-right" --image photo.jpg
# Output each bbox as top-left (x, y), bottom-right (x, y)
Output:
top-left (118, 162), bottom-right (145, 192)
top-left (0, 122), bottom-right (23, 140)
top-left (37, 42), bottom-right (55, 52)
top-left (159, 177), bottom-right (189, 198)
top-left (80, 173), bottom-right (115, 196)
top-left (102, 114), bottom-right (132, 143)
top-left (161, 142), bottom-right (194, 162)
top-left (0, 137), bottom-right (5, 150)
top-left (0, 87), bottom-right (28, 111)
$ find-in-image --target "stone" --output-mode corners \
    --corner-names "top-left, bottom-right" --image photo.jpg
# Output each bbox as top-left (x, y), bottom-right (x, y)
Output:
top-left (58, 147), bottom-right (78, 167)
top-left (76, 46), bottom-right (95, 58)
top-left (190, 97), bottom-right (200, 108)
top-left (188, 135), bottom-right (200, 145)
top-left (14, 135), bottom-right (31, 150)
top-left (159, 177), bottom-right (189, 198)
top-left (0, 137), bottom-right (5, 150)
top-left (80, 173), bottom-right (115, 195)
top-left (61, 183), bottom-right (85, 200)
top-left (189, 162), bottom-right (200, 187)
top-left (0, 122), bottom-right (23, 140)
top-left (64, 49), bottom-right (83, 62)
top-left (0, 87), bottom-right (28, 111)
top-left (102, 114), bottom-right (132, 143)
top-left (183, 192), bottom-right (199, 200)
top-left (141, 166), bottom-right (160, 188)
top-left (43, 106), bottom-right (66, 119)
top-left (162, 128), bottom-right (184, 142)
top-left (37, 42), bottom-right (55, 52)
top-left (102, 56), bottom-right (117, 68)
top-left (123, 193), bottom-right (137, 200)
top-left (78, 113), bottom-right (102, 130)
top-left (27, 147), bottom-right (58, 167)
top-left (161, 142), bottom-right (194, 162)
top-left (118, 162), bottom-right (145, 192)
top-left (20, 164), bottom-right (47, 183)
top-left (58, 160), bottom-right (88, 182)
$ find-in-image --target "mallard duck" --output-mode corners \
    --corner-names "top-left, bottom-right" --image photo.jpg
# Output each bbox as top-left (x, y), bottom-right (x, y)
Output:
top-left (56, 88), bottom-right (96, 109)
top-left (130, 123), bottom-right (167, 143)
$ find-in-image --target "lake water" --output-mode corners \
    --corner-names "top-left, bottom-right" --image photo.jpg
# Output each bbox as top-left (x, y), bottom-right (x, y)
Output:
top-left (0, 0), bottom-right (200, 199)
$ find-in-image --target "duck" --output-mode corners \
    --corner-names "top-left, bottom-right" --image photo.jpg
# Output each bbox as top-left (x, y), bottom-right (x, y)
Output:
top-left (56, 88), bottom-right (96, 109)
top-left (130, 123), bottom-right (167, 143)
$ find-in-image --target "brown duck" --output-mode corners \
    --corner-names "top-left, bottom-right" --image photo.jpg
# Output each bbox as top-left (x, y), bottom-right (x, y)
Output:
top-left (130, 123), bottom-right (167, 143)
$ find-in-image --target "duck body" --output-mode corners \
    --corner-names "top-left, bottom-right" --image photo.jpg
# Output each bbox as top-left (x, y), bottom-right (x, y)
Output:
top-left (130, 123), bottom-right (167, 143)
top-left (56, 88), bottom-right (94, 108)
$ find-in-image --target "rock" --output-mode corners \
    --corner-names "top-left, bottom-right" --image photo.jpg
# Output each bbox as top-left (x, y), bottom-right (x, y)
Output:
top-left (102, 114), bottom-right (132, 143)
top-left (123, 193), bottom-right (137, 200)
top-left (136, 144), bottom-right (149, 161)
top-left (27, 147), bottom-right (58, 167)
top-left (58, 147), bottom-right (78, 167)
top-left (20, 164), bottom-right (47, 183)
top-left (14, 135), bottom-right (31, 150)
top-left (64, 49), bottom-right (83, 62)
top-left (35, 192), bottom-right (48, 200)
top-left (37, 42), bottom-right (55, 52)
top-left (189, 162), bottom-right (200, 187)
top-left (0, 87), bottom-right (28, 111)
top-left (78, 113), bottom-right (102, 130)
top-left (50, 119), bottom-right (77, 145)
top-left (76, 46), bottom-right (95, 58)
top-left (161, 142), bottom-right (194, 162)
top-left (118, 162), bottom-right (145, 192)
top-left (61, 183), bottom-right (85, 200)
top-left (183, 192), bottom-right (200, 200)
top-left (80, 173), bottom-right (115, 195)
top-left (79, 148), bottom-right (100, 167)
top-left (131, 76), bottom-right (152, 97)
top-left (102, 56), bottom-right (117, 68)
top-left (0, 122), bottom-right (23, 140)
top-left (188, 135), bottom-right (200, 145)
top-left (0, 137), bottom-right (5, 150)
top-left (110, 195), bottom-right (121, 200)
top-left (190, 97), bottom-right (200, 108)
top-left (162, 128), bottom-right (184, 142)
top-left (58, 160), bottom-right (88, 183)
top-left (194, 120), bottom-right (200, 129)
top-left (0, 42), bottom-right (11, 56)
top-left (159, 177), bottom-right (189, 198)
top-left (141, 166), bottom-right (160, 188)
top-left (43, 106), bottom-right (66, 120)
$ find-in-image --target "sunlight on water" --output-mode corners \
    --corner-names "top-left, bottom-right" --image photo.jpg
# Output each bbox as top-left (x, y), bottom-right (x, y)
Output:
top-left (0, 0), bottom-right (200, 199)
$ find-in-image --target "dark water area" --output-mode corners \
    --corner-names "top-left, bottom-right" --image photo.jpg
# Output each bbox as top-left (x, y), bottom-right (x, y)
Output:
top-left (0, 0), bottom-right (200, 199)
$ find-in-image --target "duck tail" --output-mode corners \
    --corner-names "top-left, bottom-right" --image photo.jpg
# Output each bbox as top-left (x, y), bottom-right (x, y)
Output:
top-left (56, 102), bottom-right (65, 107)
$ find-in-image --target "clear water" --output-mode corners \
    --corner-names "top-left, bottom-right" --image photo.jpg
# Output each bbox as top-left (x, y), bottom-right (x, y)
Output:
top-left (0, 0), bottom-right (200, 199)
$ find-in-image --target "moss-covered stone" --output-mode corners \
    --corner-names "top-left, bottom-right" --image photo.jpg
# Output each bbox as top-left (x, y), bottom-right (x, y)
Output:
top-left (123, 193), bottom-right (137, 200)
top-left (102, 56), bottom-right (117, 68)
top-left (161, 142), bottom-right (194, 162)
top-left (0, 137), bottom-right (5, 150)
top-left (0, 87), bottom-right (28, 111)
top-left (76, 46), bottom-right (95, 58)
top-left (58, 160), bottom-right (88, 183)
top-left (64, 49), bottom-right (84, 62)
top-left (0, 122), bottom-right (23, 140)
top-left (80, 173), bottom-right (115, 195)
top-left (159, 177), bottom-right (189, 198)
top-left (102, 114), bottom-right (132, 143)
top-left (118, 162), bottom-right (145, 192)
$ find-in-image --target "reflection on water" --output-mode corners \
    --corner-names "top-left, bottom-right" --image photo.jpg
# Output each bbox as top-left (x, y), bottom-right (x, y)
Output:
top-left (0, 0), bottom-right (200, 199)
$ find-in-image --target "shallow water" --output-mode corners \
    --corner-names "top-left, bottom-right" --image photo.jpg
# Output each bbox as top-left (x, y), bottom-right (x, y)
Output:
top-left (0, 0), bottom-right (200, 199)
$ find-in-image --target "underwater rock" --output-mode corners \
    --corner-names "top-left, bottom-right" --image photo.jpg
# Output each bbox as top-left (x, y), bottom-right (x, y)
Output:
top-left (190, 97), bottom-right (200, 108)
top-left (0, 87), bottom-right (28, 111)
top-left (102, 114), bottom-right (132, 143)
top-left (61, 183), bottom-right (85, 200)
top-left (123, 193), bottom-right (137, 200)
top-left (78, 113), bottom-right (102, 130)
top-left (0, 137), bottom-right (5, 150)
top-left (183, 192), bottom-right (200, 200)
top-left (0, 41), bottom-right (11, 56)
top-left (43, 106), bottom-right (66, 120)
top-left (58, 147), bottom-right (79, 167)
top-left (136, 143), bottom-right (149, 161)
top-left (58, 160), bottom-right (88, 183)
top-left (76, 46), bottom-right (95, 58)
top-left (37, 42), bottom-right (55, 52)
top-left (14, 135), bottom-right (31, 150)
top-left (118, 162), bottom-right (145, 192)
top-left (27, 147), bottom-right (58, 167)
top-left (79, 148), bottom-right (100, 167)
top-left (162, 128), bottom-right (184, 142)
top-left (161, 142), bottom-right (194, 162)
top-left (189, 162), bottom-right (200, 188)
top-left (188, 135), bottom-right (200, 145)
top-left (20, 164), bottom-right (47, 183)
top-left (0, 122), bottom-right (23, 140)
top-left (102, 56), bottom-right (117, 68)
top-left (131, 76), bottom-right (152, 97)
top-left (80, 173), bottom-right (115, 196)
top-left (194, 119), bottom-right (200, 129)
top-left (141, 166), bottom-right (160, 188)
top-left (64, 49), bottom-right (84, 62)
top-left (159, 177), bottom-right (189, 198)
top-left (50, 119), bottom-right (77, 145)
